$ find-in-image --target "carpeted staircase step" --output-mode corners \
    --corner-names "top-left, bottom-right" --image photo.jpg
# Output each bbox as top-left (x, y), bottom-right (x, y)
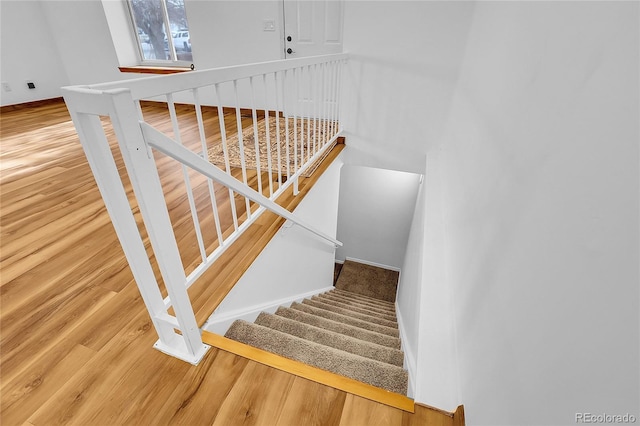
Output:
top-left (290, 302), bottom-right (399, 337)
top-left (254, 312), bottom-right (405, 367)
top-left (274, 306), bottom-right (402, 349)
top-left (312, 294), bottom-right (398, 321)
top-left (316, 293), bottom-right (396, 321)
top-left (225, 320), bottom-right (408, 394)
top-left (301, 299), bottom-right (398, 329)
top-left (330, 289), bottom-right (396, 309)
top-left (334, 260), bottom-right (399, 303)
top-left (320, 291), bottom-right (398, 315)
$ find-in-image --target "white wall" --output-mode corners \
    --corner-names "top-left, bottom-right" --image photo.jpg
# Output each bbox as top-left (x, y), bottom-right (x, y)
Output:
top-left (436, 2), bottom-right (639, 424)
top-left (41, 0), bottom-right (125, 86)
top-left (0, 1), bottom-right (70, 105)
top-left (335, 164), bottom-right (420, 269)
top-left (102, 0), bottom-right (284, 70)
top-left (0, 0), bottom-right (129, 106)
top-left (343, 1), bottom-right (638, 423)
top-left (204, 153), bottom-right (343, 334)
top-left (187, 0), bottom-right (283, 70)
top-left (101, 0), bottom-right (139, 67)
top-left (341, 1), bottom-right (475, 174)
top-left (395, 172), bottom-right (425, 398)
top-left (0, 0), bottom-right (286, 106)
top-left (397, 151), bottom-right (459, 410)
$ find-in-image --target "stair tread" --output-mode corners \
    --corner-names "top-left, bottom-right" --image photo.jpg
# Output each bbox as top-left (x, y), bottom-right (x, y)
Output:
top-left (225, 320), bottom-right (408, 394)
top-left (290, 302), bottom-right (399, 337)
top-left (331, 289), bottom-right (396, 308)
top-left (313, 294), bottom-right (397, 320)
top-left (274, 306), bottom-right (401, 349)
top-left (255, 312), bottom-right (404, 366)
top-left (301, 299), bottom-right (398, 329)
top-left (254, 312), bottom-right (404, 367)
top-left (320, 291), bottom-right (398, 314)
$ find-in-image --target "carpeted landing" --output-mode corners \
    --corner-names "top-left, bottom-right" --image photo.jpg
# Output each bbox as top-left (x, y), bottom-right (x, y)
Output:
top-left (224, 287), bottom-right (408, 395)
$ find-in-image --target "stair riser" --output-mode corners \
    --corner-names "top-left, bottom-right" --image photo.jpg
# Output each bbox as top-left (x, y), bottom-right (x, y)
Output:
top-left (275, 307), bottom-right (402, 350)
top-left (302, 299), bottom-right (398, 329)
top-left (290, 303), bottom-right (399, 338)
top-left (313, 295), bottom-right (397, 321)
top-left (321, 292), bottom-right (398, 315)
top-left (225, 320), bottom-right (408, 395)
top-left (331, 289), bottom-right (396, 309)
top-left (255, 313), bottom-right (404, 367)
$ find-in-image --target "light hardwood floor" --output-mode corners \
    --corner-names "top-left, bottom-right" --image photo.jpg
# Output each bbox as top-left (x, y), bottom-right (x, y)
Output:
top-left (0, 99), bottom-right (457, 425)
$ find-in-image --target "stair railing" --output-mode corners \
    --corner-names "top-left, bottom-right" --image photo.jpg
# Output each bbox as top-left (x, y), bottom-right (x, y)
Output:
top-left (62, 53), bottom-right (347, 364)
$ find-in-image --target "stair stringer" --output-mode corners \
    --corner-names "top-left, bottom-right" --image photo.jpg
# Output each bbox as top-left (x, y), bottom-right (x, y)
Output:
top-left (395, 300), bottom-right (417, 399)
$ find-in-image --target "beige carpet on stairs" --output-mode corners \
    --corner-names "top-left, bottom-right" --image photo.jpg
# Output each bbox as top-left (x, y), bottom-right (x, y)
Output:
top-left (334, 260), bottom-right (400, 303)
top-left (224, 262), bottom-right (407, 395)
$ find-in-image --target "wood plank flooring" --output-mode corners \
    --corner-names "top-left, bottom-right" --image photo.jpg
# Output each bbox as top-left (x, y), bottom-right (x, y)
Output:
top-left (0, 99), bottom-right (456, 425)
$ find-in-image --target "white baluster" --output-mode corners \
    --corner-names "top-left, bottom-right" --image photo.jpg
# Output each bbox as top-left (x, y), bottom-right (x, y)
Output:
top-left (166, 93), bottom-right (207, 263)
top-left (193, 88), bottom-right (223, 247)
top-left (305, 65), bottom-right (312, 164)
top-left (262, 74), bottom-right (274, 198)
top-left (312, 63), bottom-right (318, 156)
top-left (233, 80), bottom-right (252, 220)
top-left (284, 69), bottom-right (291, 180)
top-left (214, 83), bottom-right (239, 232)
top-left (249, 76), bottom-right (262, 195)
top-left (292, 67), bottom-right (299, 174)
top-left (273, 71), bottom-right (283, 189)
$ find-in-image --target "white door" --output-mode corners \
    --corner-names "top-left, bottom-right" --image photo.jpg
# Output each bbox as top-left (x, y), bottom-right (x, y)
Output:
top-left (283, 0), bottom-right (344, 58)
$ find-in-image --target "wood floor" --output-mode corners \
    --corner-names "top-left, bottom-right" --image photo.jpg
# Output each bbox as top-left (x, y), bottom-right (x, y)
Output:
top-left (0, 99), bottom-right (457, 425)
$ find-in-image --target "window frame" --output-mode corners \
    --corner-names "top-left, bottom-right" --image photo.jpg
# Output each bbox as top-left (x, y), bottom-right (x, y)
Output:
top-left (125, 0), bottom-right (193, 68)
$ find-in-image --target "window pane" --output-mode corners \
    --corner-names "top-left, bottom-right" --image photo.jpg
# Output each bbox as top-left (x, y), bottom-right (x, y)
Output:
top-left (130, 0), bottom-right (170, 60)
top-left (166, 0), bottom-right (192, 61)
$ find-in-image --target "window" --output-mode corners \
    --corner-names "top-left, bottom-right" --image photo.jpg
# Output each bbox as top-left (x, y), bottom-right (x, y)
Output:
top-left (127, 0), bottom-right (192, 65)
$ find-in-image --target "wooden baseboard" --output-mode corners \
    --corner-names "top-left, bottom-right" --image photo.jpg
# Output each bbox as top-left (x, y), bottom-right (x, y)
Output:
top-left (414, 402), bottom-right (454, 418)
top-left (202, 331), bottom-right (415, 413)
top-left (0, 97), bottom-right (64, 113)
top-left (414, 401), bottom-right (464, 424)
top-left (453, 404), bottom-right (465, 426)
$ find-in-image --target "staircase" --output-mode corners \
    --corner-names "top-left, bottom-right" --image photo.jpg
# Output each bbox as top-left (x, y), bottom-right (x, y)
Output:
top-left (224, 285), bottom-right (408, 395)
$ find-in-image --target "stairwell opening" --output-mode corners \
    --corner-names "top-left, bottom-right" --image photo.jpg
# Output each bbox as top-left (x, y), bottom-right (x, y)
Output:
top-left (200, 158), bottom-right (424, 407)
top-left (335, 165), bottom-right (422, 273)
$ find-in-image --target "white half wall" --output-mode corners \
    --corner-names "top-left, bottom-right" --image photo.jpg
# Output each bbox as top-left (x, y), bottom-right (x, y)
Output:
top-left (335, 164), bottom-right (421, 270)
top-left (204, 152), bottom-right (344, 334)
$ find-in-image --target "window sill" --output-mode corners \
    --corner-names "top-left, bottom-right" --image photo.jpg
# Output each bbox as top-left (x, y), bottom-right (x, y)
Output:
top-left (118, 66), bottom-right (192, 75)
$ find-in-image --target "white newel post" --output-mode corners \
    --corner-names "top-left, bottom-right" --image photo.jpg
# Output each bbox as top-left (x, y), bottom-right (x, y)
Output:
top-left (106, 89), bottom-right (210, 364)
top-left (62, 87), bottom-right (209, 365)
